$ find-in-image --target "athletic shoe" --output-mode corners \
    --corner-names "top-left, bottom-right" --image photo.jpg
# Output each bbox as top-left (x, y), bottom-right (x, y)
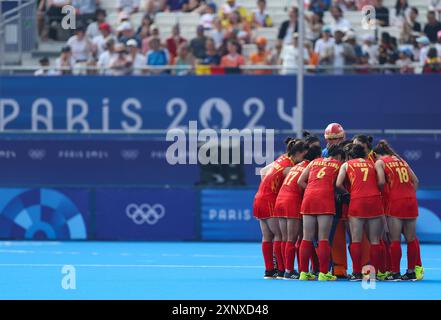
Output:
top-left (276, 270), bottom-right (285, 279)
top-left (384, 272), bottom-right (401, 281)
top-left (263, 269), bottom-right (278, 279)
top-left (401, 272), bottom-right (417, 282)
top-left (335, 273), bottom-right (348, 280)
top-left (349, 273), bottom-right (363, 282)
top-left (318, 272), bottom-right (337, 281)
top-left (377, 271), bottom-right (389, 281)
top-left (415, 265), bottom-right (424, 280)
top-left (299, 271), bottom-right (316, 281)
top-left (283, 271), bottom-right (300, 280)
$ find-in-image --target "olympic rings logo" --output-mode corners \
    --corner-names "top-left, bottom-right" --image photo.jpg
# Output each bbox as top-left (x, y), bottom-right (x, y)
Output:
top-left (403, 150), bottom-right (422, 161)
top-left (126, 203), bottom-right (165, 225)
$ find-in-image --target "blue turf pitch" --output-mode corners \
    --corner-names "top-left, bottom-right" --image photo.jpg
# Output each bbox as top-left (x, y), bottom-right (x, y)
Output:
top-left (0, 241), bottom-right (440, 300)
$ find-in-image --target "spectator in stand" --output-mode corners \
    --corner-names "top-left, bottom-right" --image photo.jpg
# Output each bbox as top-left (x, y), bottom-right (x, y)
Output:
top-left (46, 0), bottom-right (71, 40)
top-left (280, 33), bottom-right (309, 75)
top-left (185, 0), bottom-right (206, 13)
top-left (92, 23), bottom-right (114, 58)
top-left (436, 31), bottom-right (441, 58)
top-left (190, 25), bottom-right (208, 59)
top-left (220, 40), bottom-right (245, 68)
top-left (118, 0), bottom-right (139, 20)
top-left (142, 24), bottom-right (160, 54)
top-left (55, 45), bottom-right (75, 75)
top-left (429, 0), bottom-right (441, 20)
top-left (356, 53), bottom-right (371, 74)
top-left (315, 25), bottom-right (335, 66)
top-left (166, 25), bottom-right (188, 63)
top-left (394, 0), bottom-right (408, 19)
top-left (251, 0), bottom-right (273, 28)
top-left (67, 25), bottom-right (93, 63)
top-left (424, 11), bottom-right (441, 43)
top-left (137, 14), bottom-right (154, 36)
top-left (401, 7), bottom-right (422, 43)
top-left (118, 22), bottom-right (141, 47)
top-left (278, 7), bottom-right (299, 45)
top-left (145, 0), bottom-right (166, 15)
top-left (220, 0), bottom-right (248, 22)
top-left (268, 42), bottom-right (283, 67)
top-left (416, 35), bottom-right (431, 66)
top-left (249, 36), bottom-right (272, 74)
top-left (147, 37), bottom-right (170, 74)
top-left (174, 43), bottom-right (194, 75)
top-left (331, 29), bottom-right (356, 74)
top-left (305, 40), bottom-right (319, 69)
top-left (329, 6), bottom-right (351, 33)
top-left (334, 0), bottom-right (356, 11)
top-left (306, 12), bottom-right (324, 43)
top-left (166, 0), bottom-right (189, 12)
top-left (373, 0), bottom-right (389, 27)
top-left (355, 0), bottom-right (374, 11)
top-left (72, 0), bottom-right (98, 26)
top-left (309, 0), bottom-right (331, 15)
top-left (198, 38), bottom-right (221, 65)
top-left (109, 43), bottom-right (132, 75)
top-left (396, 48), bottom-right (414, 73)
top-left (98, 38), bottom-right (116, 74)
top-left (224, 11), bottom-right (251, 44)
top-left (126, 39), bottom-right (146, 75)
top-left (361, 34), bottom-right (379, 65)
top-left (34, 57), bottom-right (59, 76)
top-left (378, 32), bottom-right (399, 68)
top-left (345, 30), bottom-right (362, 64)
top-left (210, 18), bottom-right (226, 49)
top-left (423, 47), bottom-right (441, 73)
top-left (200, 3), bottom-right (218, 29)
top-left (86, 9), bottom-right (107, 40)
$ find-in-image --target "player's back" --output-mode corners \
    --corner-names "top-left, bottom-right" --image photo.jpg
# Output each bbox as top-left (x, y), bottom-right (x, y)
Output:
top-left (381, 155), bottom-right (416, 200)
top-left (278, 160), bottom-right (310, 198)
top-left (256, 154), bottom-right (294, 199)
top-left (346, 158), bottom-right (381, 199)
top-left (305, 157), bottom-right (341, 194)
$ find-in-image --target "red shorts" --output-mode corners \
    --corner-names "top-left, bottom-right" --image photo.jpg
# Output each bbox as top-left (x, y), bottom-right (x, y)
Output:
top-left (273, 194), bottom-right (302, 219)
top-left (301, 191), bottom-right (335, 215)
top-left (253, 195), bottom-right (277, 220)
top-left (386, 197), bottom-right (419, 219)
top-left (348, 195), bottom-right (384, 219)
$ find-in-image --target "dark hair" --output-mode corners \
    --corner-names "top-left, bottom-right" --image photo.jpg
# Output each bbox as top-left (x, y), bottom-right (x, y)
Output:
top-left (96, 8), bottom-right (106, 17)
top-left (287, 140), bottom-right (308, 157)
top-left (373, 140), bottom-right (401, 158)
top-left (339, 140), bottom-right (353, 159)
top-left (327, 143), bottom-right (344, 159)
top-left (303, 131), bottom-right (320, 146)
top-left (353, 134), bottom-right (373, 150)
top-left (410, 6), bottom-right (418, 15)
top-left (349, 144), bottom-right (367, 159)
top-left (304, 145), bottom-right (322, 161)
top-left (428, 47), bottom-right (438, 59)
top-left (284, 137), bottom-right (298, 153)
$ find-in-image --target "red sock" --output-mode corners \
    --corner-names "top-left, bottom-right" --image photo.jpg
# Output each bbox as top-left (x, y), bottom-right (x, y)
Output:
top-left (311, 246), bottom-right (319, 273)
top-left (285, 241), bottom-right (295, 272)
top-left (384, 241), bottom-right (392, 271)
top-left (350, 242), bottom-right (362, 274)
top-left (390, 241), bottom-right (402, 273)
top-left (415, 237), bottom-right (422, 266)
top-left (379, 240), bottom-right (386, 273)
top-left (262, 241), bottom-right (274, 271)
top-left (370, 244), bottom-right (382, 274)
top-left (407, 239), bottom-right (418, 270)
top-left (299, 240), bottom-right (313, 273)
top-left (281, 241), bottom-right (287, 266)
top-left (317, 240), bottom-right (331, 274)
top-left (273, 241), bottom-right (285, 271)
top-left (295, 239), bottom-right (301, 271)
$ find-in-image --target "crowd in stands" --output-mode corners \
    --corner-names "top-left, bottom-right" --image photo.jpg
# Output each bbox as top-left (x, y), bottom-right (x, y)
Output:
top-left (34, 0), bottom-right (441, 75)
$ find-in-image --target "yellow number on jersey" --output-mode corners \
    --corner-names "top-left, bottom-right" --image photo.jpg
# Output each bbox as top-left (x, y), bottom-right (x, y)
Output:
top-left (396, 167), bottom-right (409, 183)
top-left (361, 168), bottom-right (369, 182)
top-left (284, 171), bottom-right (299, 186)
top-left (317, 167), bottom-right (326, 179)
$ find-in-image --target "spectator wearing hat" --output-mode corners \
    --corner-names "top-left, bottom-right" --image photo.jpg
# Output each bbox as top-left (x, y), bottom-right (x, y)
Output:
top-left (278, 7), bottom-right (299, 46)
top-left (220, 40), bottom-right (245, 68)
top-left (314, 26), bottom-right (335, 65)
top-left (190, 25), bottom-right (208, 59)
top-left (55, 45), bottom-right (75, 74)
top-left (329, 6), bottom-right (351, 34)
top-left (423, 47), bottom-right (441, 73)
top-left (142, 24), bottom-right (161, 54)
top-left (279, 33), bottom-right (309, 75)
top-left (34, 57), bottom-right (59, 76)
top-left (147, 37), bottom-right (170, 74)
top-left (118, 22), bottom-right (141, 47)
top-left (361, 34), bottom-right (379, 65)
top-left (251, 0), bottom-right (273, 28)
top-left (424, 11), bottom-right (441, 43)
top-left (396, 48), bottom-right (414, 73)
top-left (249, 36), bottom-right (272, 74)
top-left (331, 29), bottom-right (356, 74)
top-left (86, 8), bottom-right (107, 40)
top-left (92, 23), bottom-right (115, 57)
top-left (126, 39), bottom-right (147, 75)
top-left (200, 3), bottom-right (217, 29)
top-left (98, 38), bottom-right (116, 74)
top-left (344, 30), bottom-right (362, 64)
top-left (109, 43), bottom-right (132, 75)
top-left (174, 43), bottom-right (195, 75)
top-left (72, 0), bottom-right (98, 26)
top-left (67, 25), bottom-right (93, 63)
top-left (166, 0), bottom-right (189, 12)
top-left (166, 25), bottom-right (188, 63)
top-left (416, 35), bottom-right (431, 66)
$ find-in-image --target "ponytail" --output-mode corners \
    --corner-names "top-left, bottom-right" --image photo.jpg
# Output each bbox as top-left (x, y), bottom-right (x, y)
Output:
top-left (373, 140), bottom-right (401, 159)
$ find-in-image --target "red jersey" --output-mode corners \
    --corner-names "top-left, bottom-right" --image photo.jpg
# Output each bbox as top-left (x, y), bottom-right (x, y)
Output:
top-left (381, 155), bottom-right (418, 218)
top-left (301, 157), bottom-right (341, 215)
top-left (346, 158), bottom-right (383, 218)
top-left (278, 160), bottom-right (310, 198)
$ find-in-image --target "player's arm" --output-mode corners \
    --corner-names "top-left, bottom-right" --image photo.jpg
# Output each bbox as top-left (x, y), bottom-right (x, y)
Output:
top-left (336, 163), bottom-right (348, 194)
top-left (297, 163), bottom-right (311, 189)
top-left (283, 166), bottom-right (293, 176)
top-left (375, 159), bottom-right (386, 191)
top-left (408, 165), bottom-right (419, 191)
